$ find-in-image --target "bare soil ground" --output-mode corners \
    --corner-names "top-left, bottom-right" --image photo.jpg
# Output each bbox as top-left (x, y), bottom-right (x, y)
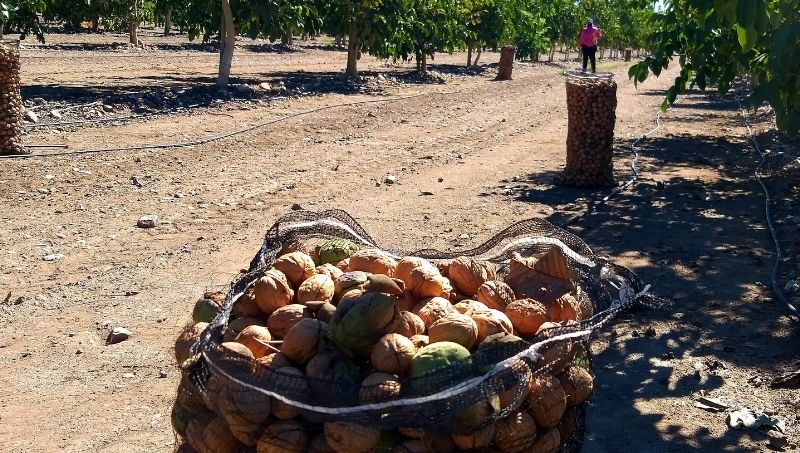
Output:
top-left (1, 31), bottom-right (798, 452)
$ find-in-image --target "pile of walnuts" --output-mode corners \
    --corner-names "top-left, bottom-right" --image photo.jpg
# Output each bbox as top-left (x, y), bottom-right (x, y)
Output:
top-left (0, 40), bottom-right (23, 155)
top-left (173, 239), bottom-right (596, 453)
top-left (560, 75), bottom-right (618, 188)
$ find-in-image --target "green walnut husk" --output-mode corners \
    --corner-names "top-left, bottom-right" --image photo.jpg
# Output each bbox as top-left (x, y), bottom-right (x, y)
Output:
top-left (327, 292), bottom-right (400, 357)
top-left (317, 239), bottom-right (360, 265)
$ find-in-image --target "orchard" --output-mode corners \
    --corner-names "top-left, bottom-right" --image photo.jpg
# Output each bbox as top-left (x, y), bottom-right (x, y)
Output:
top-left (0, 0), bottom-right (798, 452)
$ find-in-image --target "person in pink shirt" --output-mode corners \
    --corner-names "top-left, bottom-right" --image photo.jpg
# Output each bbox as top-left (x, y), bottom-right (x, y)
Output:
top-left (578, 19), bottom-right (604, 73)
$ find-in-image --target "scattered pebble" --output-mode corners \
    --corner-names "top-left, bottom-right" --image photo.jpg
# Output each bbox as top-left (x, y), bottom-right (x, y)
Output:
top-left (137, 215), bottom-right (158, 228)
top-left (23, 110), bottom-right (38, 123)
top-left (106, 327), bottom-right (132, 345)
top-left (784, 280), bottom-right (797, 293)
top-left (384, 174), bottom-right (397, 184)
top-left (43, 253), bottom-right (65, 261)
top-left (767, 430), bottom-right (788, 450)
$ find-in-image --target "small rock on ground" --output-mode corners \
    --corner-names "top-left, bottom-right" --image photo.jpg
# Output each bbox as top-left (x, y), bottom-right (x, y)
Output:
top-left (767, 430), bottom-right (788, 450)
top-left (137, 215), bottom-right (158, 228)
top-left (106, 327), bottom-right (132, 345)
top-left (23, 110), bottom-right (38, 123)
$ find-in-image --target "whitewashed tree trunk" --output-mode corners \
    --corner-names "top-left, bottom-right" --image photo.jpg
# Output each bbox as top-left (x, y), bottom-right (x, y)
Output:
top-left (218, 0), bottom-right (236, 86)
top-left (346, 29), bottom-right (359, 77)
top-left (129, 0), bottom-right (139, 45)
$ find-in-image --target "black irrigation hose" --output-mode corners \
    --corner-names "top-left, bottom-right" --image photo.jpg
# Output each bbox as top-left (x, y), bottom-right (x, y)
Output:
top-left (2, 91), bottom-right (459, 159)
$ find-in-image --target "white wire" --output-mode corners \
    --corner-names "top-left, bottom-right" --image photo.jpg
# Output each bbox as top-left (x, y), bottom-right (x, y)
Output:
top-left (602, 109), bottom-right (663, 202)
top-left (732, 92), bottom-right (799, 319)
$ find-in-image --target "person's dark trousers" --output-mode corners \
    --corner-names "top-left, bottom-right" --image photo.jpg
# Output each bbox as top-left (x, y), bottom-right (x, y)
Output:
top-left (581, 44), bottom-right (598, 72)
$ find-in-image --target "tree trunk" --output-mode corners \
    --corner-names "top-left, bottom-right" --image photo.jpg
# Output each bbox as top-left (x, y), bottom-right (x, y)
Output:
top-left (91, 16), bottom-right (100, 33)
top-left (549, 42), bottom-right (555, 62)
top-left (129, 22), bottom-right (138, 45)
top-left (467, 44), bottom-right (473, 67)
top-left (564, 48), bottom-right (569, 62)
top-left (420, 52), bottom-right (427, 75)
top-left (0, 22), bottom-right (4, 40)
top-left (474, 48), bottom-right (482, 66)
top-left (282, 25), bottom-right (294, 45)
top-left (218, 0), bottom-right (236, 87)
top-left (129, 0), bottom-right (139, 45)
top-left (164, 7), bottom-right (172, 36)
top-left (346, 29), bottom-right (359, 77)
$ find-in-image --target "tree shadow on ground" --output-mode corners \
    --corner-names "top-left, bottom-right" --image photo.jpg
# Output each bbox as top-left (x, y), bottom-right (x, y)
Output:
top-left (20, 61), bottom-right (502, 116)
top-left (22, 78), bottom-right (259, 113)
top-left (22, 40), bottom-right (303, 54)
top-left (501, 93), bottom-right (799, 450)
top-left (24, 42), bottom-right (216, 52)
top-left (20, 70), bottom-right (396, 114)
top-left (240, 43), bottom-right (302, 54)
top-left (428, 63), bottom-right (495, 76)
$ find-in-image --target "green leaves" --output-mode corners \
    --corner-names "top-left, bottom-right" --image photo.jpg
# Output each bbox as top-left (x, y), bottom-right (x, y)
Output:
top-left (631, 0), bottom-right (800, 136)
top-left (736, 24), bottom-right (758, 51)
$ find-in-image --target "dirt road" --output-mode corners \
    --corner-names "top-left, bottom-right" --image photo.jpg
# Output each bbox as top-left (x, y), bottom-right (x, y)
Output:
top-left (0, 32), bottom-right (797, 452)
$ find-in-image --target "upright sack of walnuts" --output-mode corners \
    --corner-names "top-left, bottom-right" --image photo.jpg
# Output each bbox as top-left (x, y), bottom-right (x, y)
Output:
top-left (173, 210), bottom-right (658, 453)
top-left (559, 72), bottom-right (617, 187)
top-left (0, 40), bottom-right (23, 155)
top-left (497, 46), bottom-right (516, 81)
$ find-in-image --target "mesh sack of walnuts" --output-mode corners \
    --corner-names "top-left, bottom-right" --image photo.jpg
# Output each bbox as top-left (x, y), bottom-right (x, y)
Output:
top-left (172, 210), bottom-right (656, 453)
top-left (0, 40), bottom-right (24, 156)
top-left (560, 72), bottom-right (618, 188)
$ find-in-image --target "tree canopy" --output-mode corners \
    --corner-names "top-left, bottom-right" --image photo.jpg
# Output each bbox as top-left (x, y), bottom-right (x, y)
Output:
top-left (629, 0), bottom-right (800, 135)
top-left (3, 0), bottom-right (660, 82)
